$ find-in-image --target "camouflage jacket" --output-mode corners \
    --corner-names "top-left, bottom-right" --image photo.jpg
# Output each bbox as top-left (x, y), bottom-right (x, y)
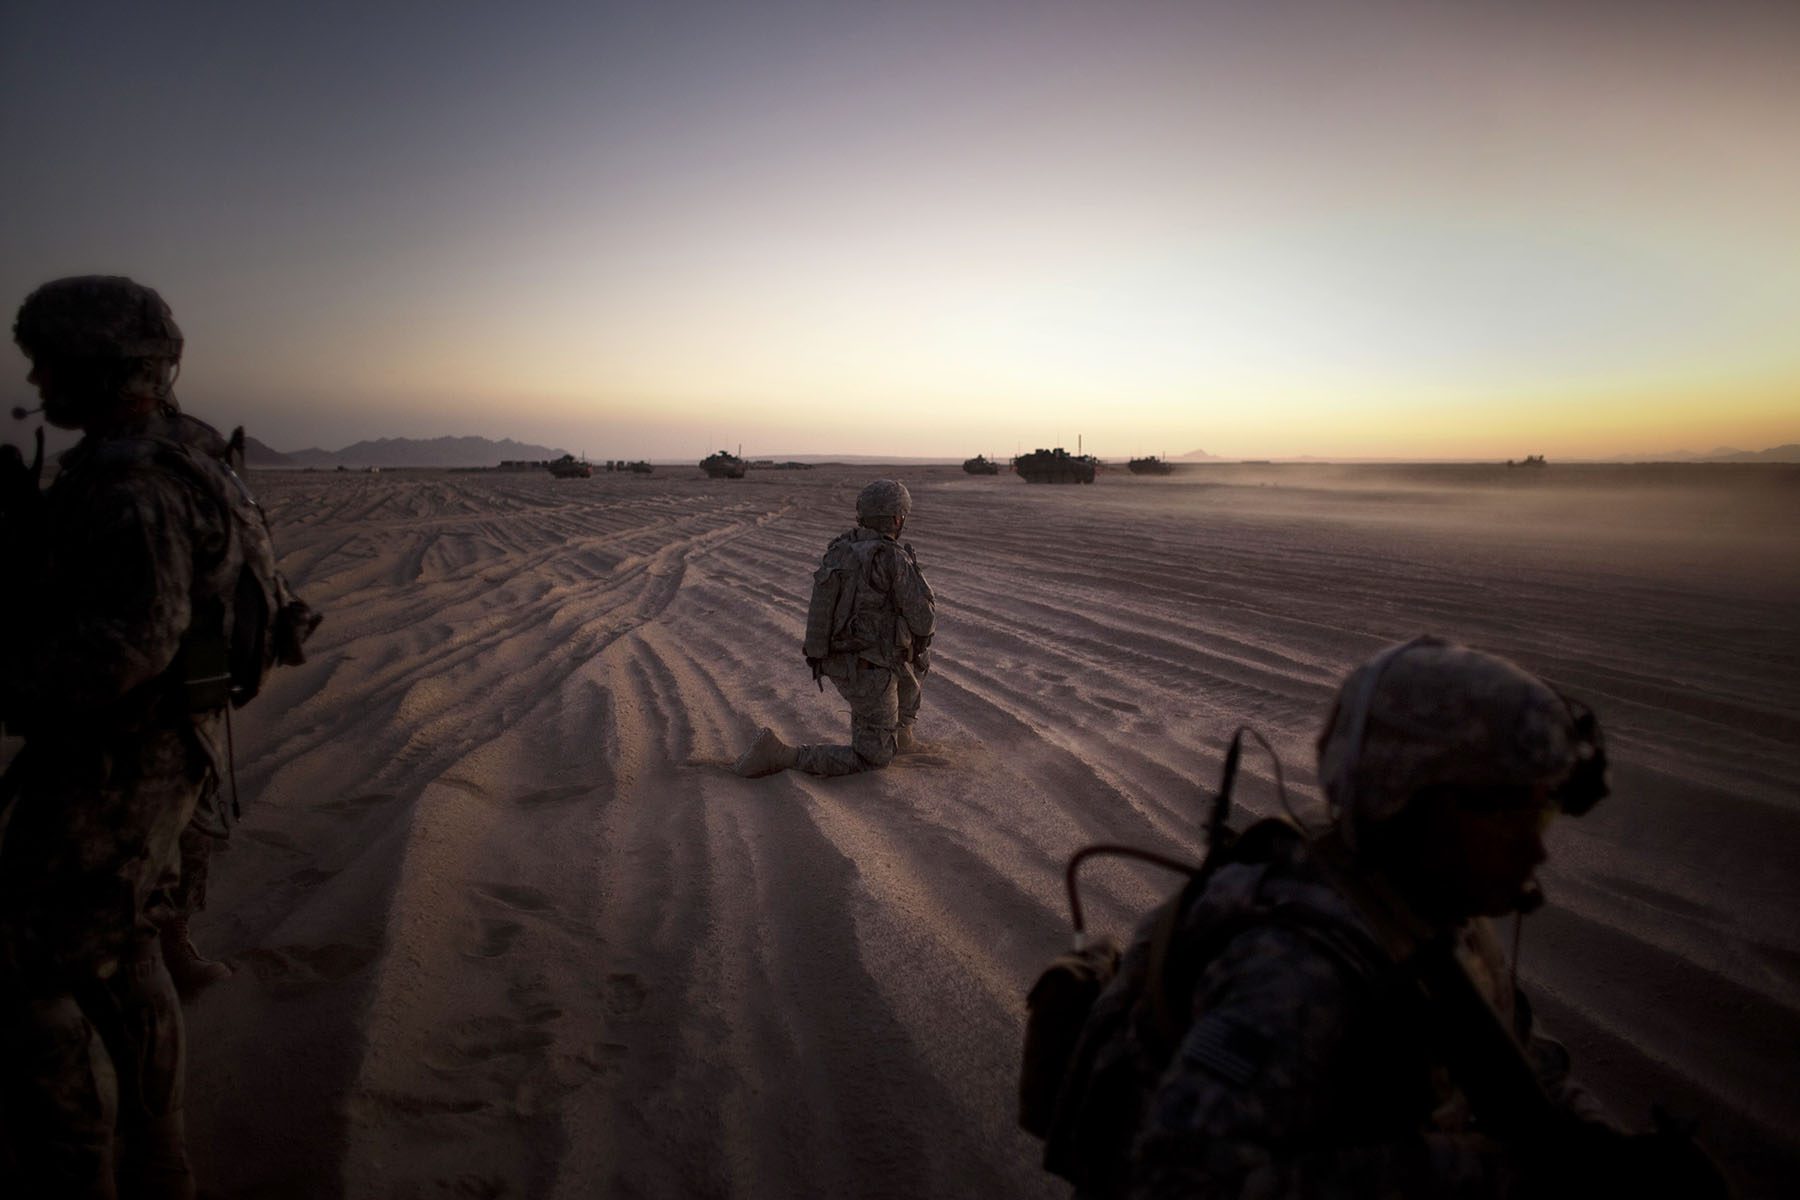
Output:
top-left (0, 411), bottom-right (242, 976)
top-left (1058, 824), bottom-right (1609, 1199)
top-left (1, 411), bottom-right (238, 732)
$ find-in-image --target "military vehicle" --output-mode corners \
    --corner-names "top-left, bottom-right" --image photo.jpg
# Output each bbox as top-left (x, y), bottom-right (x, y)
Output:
top-left (625, 460), bottom-right (653, 474)
top-left (1014, 447), bottom-right (1097, 484)
top-left (963, 454), bottom-right (1001, 475)
top-left (546, 454), bottom-right (593, 478)
top-left (1127, 455), bottom-right (1174, 475)
top-left (1507, 454), bottom-right (1548, 468)
top-left (700, 450), bottom-right (747, 478)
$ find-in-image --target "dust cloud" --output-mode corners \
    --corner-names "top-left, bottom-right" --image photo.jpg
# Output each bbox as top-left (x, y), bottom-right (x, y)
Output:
top-left (131, 461), bottom-right (1798, 1196)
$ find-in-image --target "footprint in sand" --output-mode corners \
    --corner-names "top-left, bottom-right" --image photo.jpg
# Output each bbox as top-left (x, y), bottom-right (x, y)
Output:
top-left (576, 1042), bottom-right (631, 1076)
top-left (604, 972), bottom-right (647, 1016)
top-left (317, 791), bottom-right (400, 815)
top-left (473, 882), bottom-right (554, 912)
top-left (1095, 696), bottom-right (1142, 715)
top-left (237, 942), bottom-right (380, 995)
top-left (423, 1015), bottom-right (556, 1073)
top-left (284, 867), bottom-right (339, 888)
top-left (241, 828), bottom-right (303, 853)
top-left (359, 1089), bottom-right (491, 1118)
top-left (511, 784), bottom-right (596, 808)
top-left (897, 752), bottom-right (956, 769)
top-left (465, 919), bottom-right (523, 959)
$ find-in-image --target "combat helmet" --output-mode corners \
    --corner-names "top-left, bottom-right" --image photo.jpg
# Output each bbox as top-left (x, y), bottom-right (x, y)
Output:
top-left (1316, 636), bottom-right (1607, 843)
top-left (14, 276), bottom-right (184, 411)
top-left (14, 276), bottom-right (183, 365)
top-left (856, 479), bottom-right (912, 526)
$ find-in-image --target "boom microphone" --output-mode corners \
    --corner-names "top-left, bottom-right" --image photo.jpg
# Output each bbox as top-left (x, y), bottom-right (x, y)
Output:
top-left (11, 405), bottom-right (41, 420)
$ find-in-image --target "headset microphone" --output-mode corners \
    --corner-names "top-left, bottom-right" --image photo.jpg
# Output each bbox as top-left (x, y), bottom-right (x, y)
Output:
top-left (11, 405), bottom-right (42, 420)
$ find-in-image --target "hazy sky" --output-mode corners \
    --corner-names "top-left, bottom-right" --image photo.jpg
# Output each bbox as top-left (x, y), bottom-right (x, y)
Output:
top-left (4, 0), bottom-right (1797, 459)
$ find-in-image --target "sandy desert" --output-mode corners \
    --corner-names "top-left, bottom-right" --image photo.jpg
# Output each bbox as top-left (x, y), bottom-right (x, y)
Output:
top-left (158, 461), bottom-right (1800, 1198)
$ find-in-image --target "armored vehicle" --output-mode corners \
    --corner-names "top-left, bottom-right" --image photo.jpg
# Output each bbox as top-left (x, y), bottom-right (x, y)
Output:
top-left (625, 460), bottom-right (653, 474)
top-left (963, 454), bottom-right (1001, 475)
top-left (546, 455), bottom-right (593, 478)
top-left (1014, 447), bottom-right (1097, 484)
top-left (1127, 455), bottom-right (1174, 475)
top-left (700, 450), bottom-right (747, 478)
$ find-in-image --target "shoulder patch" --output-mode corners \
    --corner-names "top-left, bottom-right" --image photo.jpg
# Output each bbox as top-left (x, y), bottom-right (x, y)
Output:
top-left (1178, 1012), bottom-right (1270, 1087)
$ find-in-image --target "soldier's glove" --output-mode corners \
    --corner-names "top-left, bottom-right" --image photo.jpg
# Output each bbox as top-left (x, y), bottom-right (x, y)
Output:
top-left (1536, 1113), bottom-right (1731, 1200)
top-left (913, 648), bottom-right (931, 677)
top-left (806, 655), bottom-right (826, 692)
top-left (1615, 1128), bottom-right (1731, 1199)
top-left (0, 432), bottom-right (46, 630)
top-left (0, 430), bottom-right (43, 523)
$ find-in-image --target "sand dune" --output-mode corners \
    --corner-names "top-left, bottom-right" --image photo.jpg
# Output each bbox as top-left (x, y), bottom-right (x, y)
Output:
top-left (178, 463), bottom-right (1800, 1197)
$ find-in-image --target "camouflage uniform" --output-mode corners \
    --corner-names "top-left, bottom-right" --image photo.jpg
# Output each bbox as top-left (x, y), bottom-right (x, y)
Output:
top-left (796, 525), bottom-right (935, 775)
top-left (1048, 639), bottom-right (1622, 1199)
top-left (0, 407), bottom-right (243, 1198)
top-left (1117, 830), bottom-right (1607, 1198)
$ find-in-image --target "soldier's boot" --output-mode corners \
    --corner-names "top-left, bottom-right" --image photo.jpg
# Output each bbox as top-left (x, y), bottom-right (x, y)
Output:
top-left (160, 915), bottom-right (232, 998)
top-left (120, 1110), bottom-right (197, 1200)
top-left (895, 725), bottom-right (918, 754)
top-left (733, 727), bottom-right (798, 777)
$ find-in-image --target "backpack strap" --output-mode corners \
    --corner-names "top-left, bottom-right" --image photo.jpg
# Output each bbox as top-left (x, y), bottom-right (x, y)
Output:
top-left (1142, 818), bottom-right (1306, 1052)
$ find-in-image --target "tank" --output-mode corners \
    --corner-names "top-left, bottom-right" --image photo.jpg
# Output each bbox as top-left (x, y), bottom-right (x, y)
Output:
top-left (1013, 447), bottom-right (1097, 484)
top-left (699, 450), bottom-right (747, 478)
top-left (962, 454), bottom-right (1001, 475)
top-left (1127, 455), bottom-right (1174, 475)
top-left (546, 455), bottom-right (593, 478)
top-left (626, 460), bottom-right (653, 474)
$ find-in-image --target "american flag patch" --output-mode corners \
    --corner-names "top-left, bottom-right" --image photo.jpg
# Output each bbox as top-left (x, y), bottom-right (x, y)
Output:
top-left (1179, 1014), bottom-right (1268, 1086)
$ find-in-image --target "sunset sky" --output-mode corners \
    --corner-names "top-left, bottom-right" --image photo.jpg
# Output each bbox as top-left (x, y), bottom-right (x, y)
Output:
top-left (4, 0), bottom-right (1797, 460)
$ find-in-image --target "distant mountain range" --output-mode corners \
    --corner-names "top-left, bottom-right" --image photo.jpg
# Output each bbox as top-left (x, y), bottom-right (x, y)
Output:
top-left (242, 435), bottom-right (295, 466)
top-left (1594, 443), bottom-right (1800, 463)
top-left (258, 435), bottom-right (571, 468)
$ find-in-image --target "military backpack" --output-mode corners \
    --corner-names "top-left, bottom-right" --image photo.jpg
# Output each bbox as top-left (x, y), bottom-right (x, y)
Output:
top-left (73, 421), bottom-right (320, 716)
top-left (1019, 728), bottom-right (1297, 1190)
top-left (802, 531), bottom-right (865, 664)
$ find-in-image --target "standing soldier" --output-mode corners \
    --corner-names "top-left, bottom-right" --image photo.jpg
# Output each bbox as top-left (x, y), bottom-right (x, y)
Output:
top-left (734, 479), bottom-right (935, 777)
top-left (0, 276), bottom-right (315, 1196)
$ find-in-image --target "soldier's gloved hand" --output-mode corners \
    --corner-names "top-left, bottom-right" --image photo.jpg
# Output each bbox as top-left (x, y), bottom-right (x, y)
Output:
top-left (0, 442), bottom-right (31, 520)
top-left (913, 648), bottom-right (931, 677)
top-left (1616, 1129), bottom-right (1731, 1199)
top-left (1534, 1115), bottom-right (1731, 1200)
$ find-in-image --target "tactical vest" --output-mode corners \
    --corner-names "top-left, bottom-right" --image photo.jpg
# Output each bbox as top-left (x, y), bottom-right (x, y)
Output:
top-left (803, 531), bottom-right (904, 667)
top-left (67, 420), bottom-right (318, 714)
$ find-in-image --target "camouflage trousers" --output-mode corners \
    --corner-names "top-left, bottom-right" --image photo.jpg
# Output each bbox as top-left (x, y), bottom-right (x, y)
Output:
top-left (0, 724), bottom-right (208, 1198)
top-left (169, 828), bottom-right (212, 918)
top-left (796, 658), bottom-right (922, 776)
top-left (1, 944), bottom-right (192, 1199)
